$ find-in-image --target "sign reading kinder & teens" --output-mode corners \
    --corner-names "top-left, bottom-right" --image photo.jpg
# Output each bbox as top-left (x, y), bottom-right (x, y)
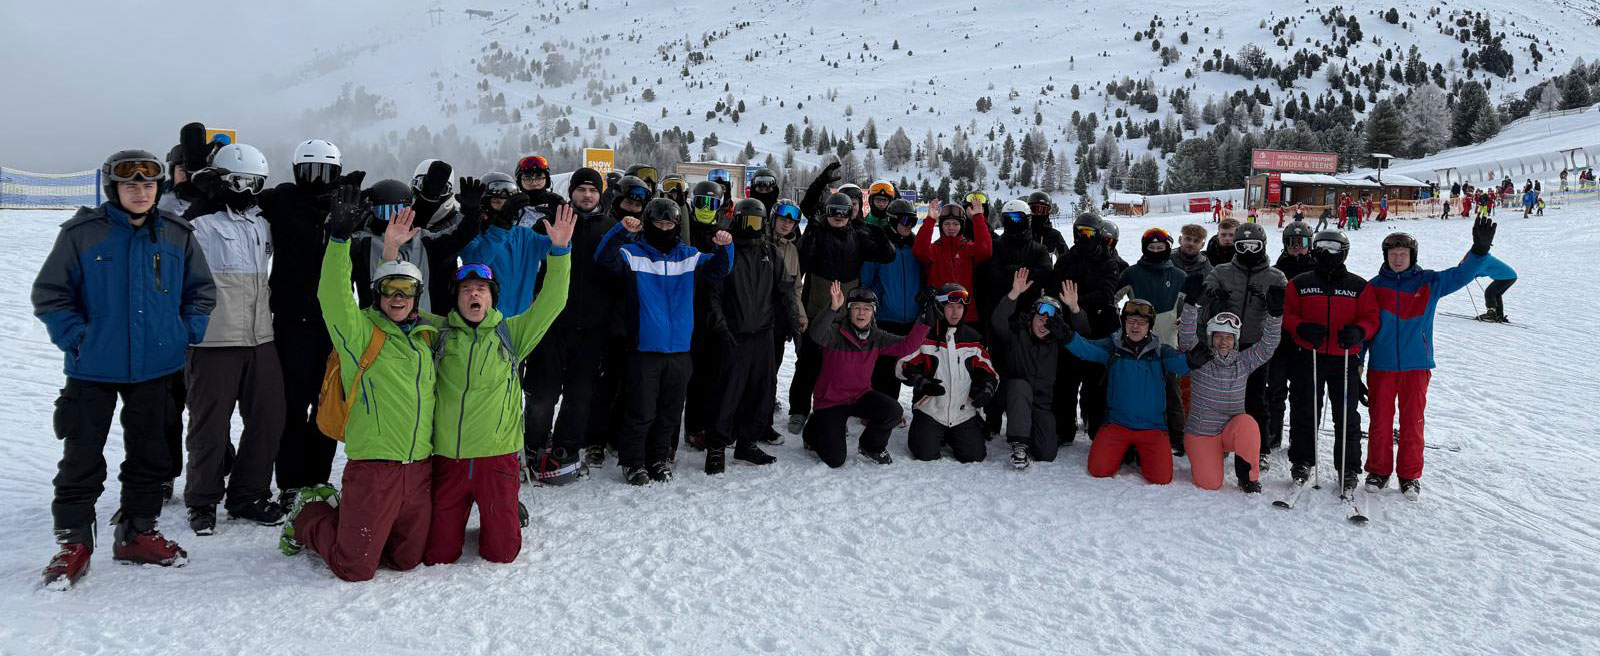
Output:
top-left (1250, 149), bottom-right (1338, 174)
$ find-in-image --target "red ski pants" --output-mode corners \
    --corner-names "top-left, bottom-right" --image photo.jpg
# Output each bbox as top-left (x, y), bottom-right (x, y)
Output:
top-left (1365, 369), bottom-right (1431, 480)
top-left (1184, 414), bottom-right (1262, 490)
top-left (295, 459), bottom-right (431, 582)
top-left (423, 453), bottom-right (522, 565)
top-left (1087, 424), bottom-right (1173, 484)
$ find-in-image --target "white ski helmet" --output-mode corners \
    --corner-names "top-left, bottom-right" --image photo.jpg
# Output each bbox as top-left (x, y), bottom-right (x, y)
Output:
top-left (212, 143), bottom-right (269, 178)
top-left (372, 258), bottom-right (424, 286)
top-left (1207, 311), bottom-right (1243, 338)
top-left (412, 158), bottom-right (454, 199)
top-left (292, 139), bottom-right (341, 166)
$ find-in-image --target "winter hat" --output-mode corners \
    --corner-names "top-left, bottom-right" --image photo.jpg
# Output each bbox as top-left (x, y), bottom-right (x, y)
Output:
top-left (569, 167), bottom-right (604, 195)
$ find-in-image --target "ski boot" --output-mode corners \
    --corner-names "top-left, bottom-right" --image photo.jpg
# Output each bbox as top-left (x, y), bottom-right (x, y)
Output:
top-left (786, 414), bottom-right (808, 436)
top-left (584, 444), bottom-right (607, 469)
top-left (684, 430), bottom-right (707, 452)
top-left (757, 427), bottom-right (785, 446)
top-left (227, 496), bottom-right (286, 526)
top-left (280, 484), bottom-right (336, 556)
top-left (1365, 473), bottom-right (1390, 494)
top-left (1239, 479), bottom-right (1263, 494)
top-left (1342, 471), bottom-right (1361, 497)
top-left (705, 447), bottom-right (727, 475)
top-left (623, 467), bottom-right (651, 486)
top-left (733, 442), bottom-right (776, 466)
top-left (1400, 478), bottom-right (1422, 501)
top-left (111, 513), bottom-right (186, 567)
top-left (43, 526), bottom-right (95, 590)
top-left (160, 481), bottom-right (175, 504)
top-left (1009, 443), bottom-right (1031, 470)
top-left (1290, 463), bottom-right (1313, 485)
top-left (187, 505), bottom-right (216, 536)
top-left (518, 501), bottom-right (530, 529)
top-left (857, 449), bottom-right (893, 465)
top-left (648, 461), bottom-right (674, 483)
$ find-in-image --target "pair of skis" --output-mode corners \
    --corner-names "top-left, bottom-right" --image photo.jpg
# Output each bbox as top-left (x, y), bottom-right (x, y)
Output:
top-left (1271, 473), bottom-right (1368, 524)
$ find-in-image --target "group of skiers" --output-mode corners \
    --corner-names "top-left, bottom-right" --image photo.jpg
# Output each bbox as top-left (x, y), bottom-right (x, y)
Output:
top-left (31, 123), bottom-right (1504, 589)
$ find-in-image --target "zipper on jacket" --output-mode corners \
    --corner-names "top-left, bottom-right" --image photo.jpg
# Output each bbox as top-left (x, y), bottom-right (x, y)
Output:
top-left (409, 333), bottom-right (424, 462)
top-left (153, 253), bottom-right (167, 293)
top-left (456, 330), bottom-right (478, 458)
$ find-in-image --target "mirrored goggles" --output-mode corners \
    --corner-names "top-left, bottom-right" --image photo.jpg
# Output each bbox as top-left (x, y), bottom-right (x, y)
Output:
top-left (377, 277), bottom-right (421, 299)
top-left (223, 172), bottom-right (266, 195)
top-left (934, 289), bottom-right (971, 306)
top-left (773, 203), bottom-right (803, 222)
top-left (109, 158), bottom-right (165, 182)
top-left (1234, 239), bottom-right (1265, 254)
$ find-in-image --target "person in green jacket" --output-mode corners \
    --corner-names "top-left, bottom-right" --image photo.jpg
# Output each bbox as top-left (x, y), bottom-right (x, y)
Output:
top-left (282, 191), bottom-right (440, 583)
top-left (423, 206), bottom-right (574, 565)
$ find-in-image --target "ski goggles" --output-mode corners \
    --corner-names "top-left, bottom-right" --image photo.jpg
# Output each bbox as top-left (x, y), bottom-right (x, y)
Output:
top-left (516, 156), bottom-right (550, 174)
top-left (737, 213), bottom-right (764, 232)
top-left (622, 185), bottom-right (651, 202)
top-left (661, 177), bottom-right (687, 193)
top-left (1075, 225), bottom-right (1099, 239)
top-left (295, 162), bottom-right (339, 185)
top-left (1034, 300), bottom-right (1061, 318)
top-left (1233, 239), bottom-right (1265, 254)
top-left (706, 169), bottom-right (729, 183)
top-left (772, 203), bottom-right (802, 222)
top-left (692, 194), bottom-right (722, 212)
top-left (1209, 312), bottom-right (1242, 330)
top-left (846, 301), bottom-right (877, 311)
top-left (373, 203), bottom-right (406, 221)
top-left (1313, 239), bottom-right (1346, 253)
top-left (454, 263), bottom-right (496, 282)
top-left (485, 178), bottom-right (519, 198)
top-left (824, 204), bottom-right (853, 218)
top-left (838, 186), bottom-right (863, 200)
top-left (1284, 235), bottom-right (1312, 249)
top-left (222, 172), bottom-right (267, 195)
top-left (377, 277), bottom-right (422, 299)
top-left (108, 158), bottom-right (166, 182)
top-left (934, 289), bottom-right (971, 306)
top-left (1142, 228), bottom-right (1172, 243)
top-left (869, 181), bottom-right (896, 198)
top-left (751, 173), bottom-right (778, 191)
top-left (939, 206), bottom-right (967, 220)
top-left (630, 167), bottom-right (659, 185)
top-left (1121, 299), bottom-right (1156, 323)
top-left (964, 192), bottom-right (988, 206)
top-left (892, 212), bottom-right (919, 227)
top-left (1001, 211), bottom-right (1029, 225)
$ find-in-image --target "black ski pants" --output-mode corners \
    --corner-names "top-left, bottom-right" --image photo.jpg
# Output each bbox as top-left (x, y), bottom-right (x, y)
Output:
top-left (616, 352), bottom-right (692, 469)
top-left (1054, 350), bottom-right (1107, 443)
top-left (1001, 379), bottom-right (1058, 462)
top-left (522, 325), bottom-right (607, 460)
top-left (52, 374), bottom-right (175, 532)
top-left (907, 415), bottom-right (988, 463)
top-left (869, 321), bottom-right (912, 401)
top-left (803, 392), bottom-right (901, 468)
top-left (274, 317), bottom-right (337, 491)
top-left (712, 330), bottom-right (778, 448)
top-left (1265, 341), bottom-right (1308, 450)
top-left (1287, 352), bottom-right (1364, 477)
top-left (184, 344), bottom-right (285, 510)
top-left (787, 334), bottom-right (823, 417)
top-left (1484, 278), bottom-right (1515, 317)
top-left (683, 331), bottom-right (724, 437)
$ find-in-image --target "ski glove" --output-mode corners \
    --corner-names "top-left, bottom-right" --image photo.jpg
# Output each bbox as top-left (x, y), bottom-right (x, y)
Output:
top-left (325, 184), bottom-right (365, 240)
top-left (817, 161), bottom-right (842, 186)
top-left (1336, 325), bottom-right (1366, 349)
top-left (179, 122), bottom-right (212, 173)
top-left (1266, 285), bottom-right (1286, 318)
top-left (1295, 322), bottom-right (1328, 346)
top-left (1470, 215), bottom-right (1496, 256)
top-left (457, 177), bottom-right (486, 217)
top-left (335, 170), bottom-right (367, 190)
top-left (965, 357), bottom-right (996, 407)
top-left (1206, 286), bottom-right (1230, 305)
top-left (910, 375), bottom-right (946, 398)
top-left (1180, 273), bottom-right (1205, 302)
top-left (190, 167), bottom-right (229, 198)
top-left (920, 293), bottom-right (944, 328)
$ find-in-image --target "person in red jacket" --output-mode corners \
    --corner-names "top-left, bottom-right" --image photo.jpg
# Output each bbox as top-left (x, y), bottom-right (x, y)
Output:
top-left (1280, 230), bottom-right (1380, 494)
top-left (914, 201), bottom-right (992, 323)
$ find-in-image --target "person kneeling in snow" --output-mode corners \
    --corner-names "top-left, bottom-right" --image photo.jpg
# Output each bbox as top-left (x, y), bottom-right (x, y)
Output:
top-left (283, 194), bottom-right (440, 583)
top-left (803, 281), bottom-right (931, 467)
top-left (895, 284), bottom-right (998, 463)
top-left (988, 269), bottom-right (1073, 469)
top-left (1059, 283), bottom-right (1191, 485)
top-left (422, 207), bottom-right (573, 566)
top-left (1176, 275), bottom-right (1284, 493)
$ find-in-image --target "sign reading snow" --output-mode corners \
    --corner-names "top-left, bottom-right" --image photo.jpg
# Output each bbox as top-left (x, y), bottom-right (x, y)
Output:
top-left (1251, 149), bottom-right (1338, 174)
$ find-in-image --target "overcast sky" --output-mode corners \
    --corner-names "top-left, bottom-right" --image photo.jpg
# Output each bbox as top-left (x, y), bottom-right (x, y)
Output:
top-left (0, 0), bottom-right (413, 171)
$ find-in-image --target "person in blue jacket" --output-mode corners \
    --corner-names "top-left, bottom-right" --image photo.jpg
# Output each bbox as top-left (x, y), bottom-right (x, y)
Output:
top-left (859, 201), bottom-right (924, 399)
top-left (596, 198), bottom-right (732, 485)
top-left (459, 172), bottom-right (556, 316)
top-left (1363, 216), bottom-right (1495, 500)
top-left (32, 150), bottom-right (217, 588)
top-left (1059, 281), bottom-right (1194, 485)
top-left (1473, 254), bottom-right (1516, 323)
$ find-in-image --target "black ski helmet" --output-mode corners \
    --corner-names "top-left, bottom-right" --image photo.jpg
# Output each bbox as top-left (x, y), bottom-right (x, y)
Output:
top-left (750, 168), bottom-right (779, 192)
top-left (887, 198), bottom-right (917, 225)
top-left (364, 179), bottom-right (413, 206)
top-left (1311, 229), bottom-right (1350, 267)
top-left (823, 192), bottom-right (854, 220)
top-left (614, 175), bottom-right (653, 210)
top-left (732, 197), bottom-right (767, 237)
top-left (101, 149), bottom-right (167, 209)
top-left (1100, 220), bottom-right (1120, 247)
top-left (844, 286), bottom-right (879, 307)
top-left (1072, 212), bottom-right (1103, 246)
top-left (1382, 232), bottom-right (1418, 266)
top-left (1027, 191), bottom-right (1053, 214)
top-left (690, 179), bottom-right (721, 199)
top-left (1282, 221), bottom-right (1314, 250)
top-left (481, 172), bottom-right (517, 199)
top-left (1234, 222), bottom-right (1268, 248)
top-left (642, 197), bottom-right (681, 225)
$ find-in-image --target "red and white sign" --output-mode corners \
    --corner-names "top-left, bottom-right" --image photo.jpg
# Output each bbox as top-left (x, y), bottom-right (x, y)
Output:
top-left (1188, 197), bottom-right (1212, 213)
top-left (1267, 172), bottom-right (1282, 204)
top-left (1251, 149), bottom-right (1338, 174)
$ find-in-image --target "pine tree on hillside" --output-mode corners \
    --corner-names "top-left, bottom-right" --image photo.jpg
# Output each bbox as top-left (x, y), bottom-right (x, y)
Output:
top-left (1450, 81), bottom-right (1490, 147)
top-left (1470, 106), bottom-right (1502, 143)
top-left (1363, 99), bottom-right (1405, 157)
top-left (1402, 84), bottom-right (1450, 158)
top-left (1561, 73), bottom-right (1594, 110)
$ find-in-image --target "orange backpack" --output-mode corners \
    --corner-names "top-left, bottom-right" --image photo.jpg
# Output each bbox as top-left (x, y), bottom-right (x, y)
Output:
top-left (316, 326), bottom-right (387, 441)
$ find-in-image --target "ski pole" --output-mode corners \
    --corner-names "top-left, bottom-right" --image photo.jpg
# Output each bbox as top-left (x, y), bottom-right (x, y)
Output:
top-left (1312, 349), bottom-right (1322, 491)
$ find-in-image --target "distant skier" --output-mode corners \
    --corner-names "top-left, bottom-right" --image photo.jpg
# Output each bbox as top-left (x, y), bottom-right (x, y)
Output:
top-left (1472, 254), bottom-right (1517, 323)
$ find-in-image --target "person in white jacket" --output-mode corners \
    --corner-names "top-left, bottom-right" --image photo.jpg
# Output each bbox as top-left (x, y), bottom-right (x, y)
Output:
top-left (895, 284), bottom-right (998, 463)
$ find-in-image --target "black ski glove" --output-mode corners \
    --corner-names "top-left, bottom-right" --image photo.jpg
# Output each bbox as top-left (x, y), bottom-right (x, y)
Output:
top-left (336, 170), bottom-right (367, 190)
top-left (190, 167), bottom-right (230, 199)
top-left (965, 357), bottom-right (995, 407)
top-left (817, 161), bottom-right (842, 186)
top-left (179, 122), bottom-right (212, 172)
top-left (1207, 285), bottom-right (1230, 305)
top-left (1266, 285), bottom-right (1286, 318)
top-left (911, 374), bottom-right (946, 398)
top-left (325, 184), bottom-right (365, 240)
top-left (1336, 325), bottom-right (1366, 349)
top-left (1471, 215), bottom-right (1496, 256)
top-left (457, 176), bottom-right (485, 218)
top-left (1180, 273), bottom-right (1205, 302)
top-left (920, 293), bottom-right (943, 328)
top-left (417, 160), bottom-right (453, 200)
top-left (1295, 322), bottom-right (1328, 346)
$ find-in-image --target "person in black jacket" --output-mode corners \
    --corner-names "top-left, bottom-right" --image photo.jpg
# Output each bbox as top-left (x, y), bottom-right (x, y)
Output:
top-left (784, 191), bottom-right (895, 433)
top-left (514, 155), bottom-right (566, 227)
top-left (348, 163), bottom-right (483, 314)
top-left (1026, 191), bottom-right (1068, 258)
top-left (974, 205), bottom-right (1054, 334)
top-left (1264, 221), bottom-right (1315, 451)
top-left (521, 168), bottom-right (617, 483)
top-left (255, 139), bottom-right (364, 505)
top-left (704, 199), bottom-right (801, 474)
top-left (1050, 213), bottom-right (1122, 445)
top-left (683, 180), bottom-right (737, 450)
top-left (989, 269), bottom-right (1073, 469)
top-left (579, 175), bottom-right (653, 470)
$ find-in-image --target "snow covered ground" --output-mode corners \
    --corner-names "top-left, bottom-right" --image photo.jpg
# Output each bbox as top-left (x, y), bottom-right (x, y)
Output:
top-left (0, 206), bottom-right (1597, 655)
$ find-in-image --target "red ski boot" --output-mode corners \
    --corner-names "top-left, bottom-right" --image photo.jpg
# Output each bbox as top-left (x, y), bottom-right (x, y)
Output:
top-left (111, 514), bottom-right (187, 567)
top-left (43, 543), bottom-right (92, 590)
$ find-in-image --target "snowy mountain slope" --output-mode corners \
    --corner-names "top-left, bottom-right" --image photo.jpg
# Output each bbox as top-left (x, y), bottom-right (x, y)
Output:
top-left (228, 0), bottom-right (1600, 186)
top-left (1, 204), bottom-right (1596, 654)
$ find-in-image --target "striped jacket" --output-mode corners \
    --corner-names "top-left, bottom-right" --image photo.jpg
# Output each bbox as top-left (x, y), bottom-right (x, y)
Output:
top-left (1177, 303), bottom-right (1280, 436)
top-left (895, 323), bottom-right (997, 427)
top-left (595, 223), bottom-right (732, 353)
top-left (189, 205), bottom-right (274, 347)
